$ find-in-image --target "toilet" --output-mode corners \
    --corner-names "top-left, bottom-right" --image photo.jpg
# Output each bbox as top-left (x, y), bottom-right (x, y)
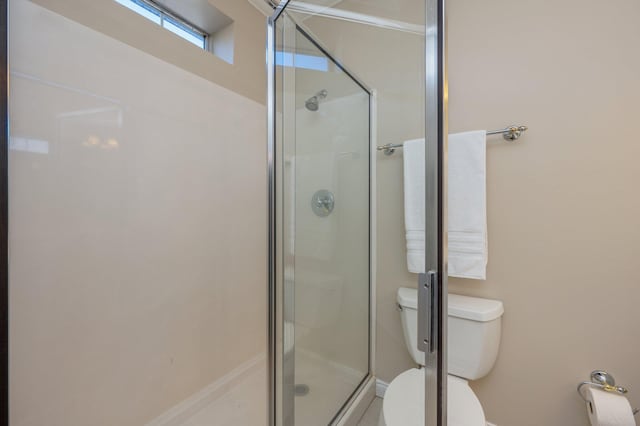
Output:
top-left (380, 288), bottom-right (504, 426)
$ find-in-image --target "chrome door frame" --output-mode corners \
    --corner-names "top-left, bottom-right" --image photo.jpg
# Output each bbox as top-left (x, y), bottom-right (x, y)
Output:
top-left (420, 0), bottom-right (447, 424)
top-left (0, 0), bottom-right (7, 424)
top-left (267, 3), bottom-right (288, 426)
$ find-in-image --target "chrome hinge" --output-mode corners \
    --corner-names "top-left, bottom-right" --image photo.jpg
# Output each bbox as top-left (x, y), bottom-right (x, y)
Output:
top-left (417, 270), bottom-right (437, 354)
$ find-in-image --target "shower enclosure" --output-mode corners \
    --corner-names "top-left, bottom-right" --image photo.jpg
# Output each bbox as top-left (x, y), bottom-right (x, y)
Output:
top-left (268, 0), bottom-right (446, 425)
top-left (2, 0), bottom-right (446, 425)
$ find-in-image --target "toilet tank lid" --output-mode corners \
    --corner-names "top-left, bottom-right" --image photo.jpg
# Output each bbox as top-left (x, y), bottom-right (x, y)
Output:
top-left (448, 293), bottom-right (504, 322)
top-left (397, 288), bottom-right (504, 322)
top-left (397, 287), bottom-right (419, 309)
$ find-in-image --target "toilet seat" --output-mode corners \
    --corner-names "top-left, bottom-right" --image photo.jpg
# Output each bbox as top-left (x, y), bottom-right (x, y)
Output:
top-left (382, 368), bottom-right (486, 426)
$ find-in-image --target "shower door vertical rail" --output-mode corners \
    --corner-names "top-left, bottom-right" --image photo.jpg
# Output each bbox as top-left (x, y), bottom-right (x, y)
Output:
top-left (0, 0), bottom-right (7, 424)
top-left (418, 0), bottom-right (447, 424)
top-left (268, 2), bottom-right (294, 425)
top-left (267, 8), bottom-right (277, 426)
top-left (268, 3), bottom-right (287, 426)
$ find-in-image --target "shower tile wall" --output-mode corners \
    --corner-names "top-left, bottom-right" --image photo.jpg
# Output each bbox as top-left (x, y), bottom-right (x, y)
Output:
top-left (9, 1), bottom-right (267, 425)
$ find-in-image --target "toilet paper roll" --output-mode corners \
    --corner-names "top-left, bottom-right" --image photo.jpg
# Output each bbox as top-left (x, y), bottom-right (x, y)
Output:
top-left (585, 387), bottom-right (636, 426)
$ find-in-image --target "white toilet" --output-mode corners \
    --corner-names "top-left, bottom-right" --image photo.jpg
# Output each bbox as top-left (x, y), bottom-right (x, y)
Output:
top-left (380, 288), bottom-right (504, 426)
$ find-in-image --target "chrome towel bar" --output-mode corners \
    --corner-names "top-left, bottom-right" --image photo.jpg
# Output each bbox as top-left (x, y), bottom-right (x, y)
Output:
top-left (377, 125), bottom-right (528, 156)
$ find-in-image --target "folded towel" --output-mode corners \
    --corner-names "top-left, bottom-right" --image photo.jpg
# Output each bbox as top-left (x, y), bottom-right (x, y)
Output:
top-left (403, 139), bottom-right (427, 273)
top-left (403, 131), bottom-right (488, 280)
top-left (448, 131), bottom-right (487, 279)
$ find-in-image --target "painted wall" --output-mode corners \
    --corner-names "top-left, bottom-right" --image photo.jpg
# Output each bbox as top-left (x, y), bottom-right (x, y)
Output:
top-left (447, 0), bottom-right (640, 424)
top-left (9, 0), bottom-right (267, 425)
top-left (31, 0), bottom-right (267, 104)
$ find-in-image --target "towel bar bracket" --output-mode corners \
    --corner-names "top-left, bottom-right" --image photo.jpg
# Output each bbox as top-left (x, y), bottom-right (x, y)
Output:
top-left (492, 125), bottom-right (528, 141)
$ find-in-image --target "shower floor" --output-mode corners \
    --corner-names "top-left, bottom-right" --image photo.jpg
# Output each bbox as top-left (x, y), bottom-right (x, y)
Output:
top-left (294, 349), bottom-right (367, 426)
top-left (146, 350), bottom-right (365, 426)
top-left (146, 355), bottom-right (267, 426)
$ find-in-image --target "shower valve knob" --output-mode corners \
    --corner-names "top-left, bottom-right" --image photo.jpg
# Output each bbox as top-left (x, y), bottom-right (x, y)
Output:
top-left (311, 190), bottom-right (335, 217)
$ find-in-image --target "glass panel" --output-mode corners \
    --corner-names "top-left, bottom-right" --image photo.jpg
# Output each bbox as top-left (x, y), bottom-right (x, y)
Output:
top-left (114, 0), bottom-right (162, 24)
top-left (272, 10), bottom-right (371, 426)
top-left (292, 28), bottom-right (370, 426)
top-left (114, 0), bottom-right (206, 49)
top-left (162, 18), bottom-right (206, 48)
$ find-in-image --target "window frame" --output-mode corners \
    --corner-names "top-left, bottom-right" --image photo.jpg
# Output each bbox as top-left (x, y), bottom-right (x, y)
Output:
top-left (114, 0), bottom-right (210, 50)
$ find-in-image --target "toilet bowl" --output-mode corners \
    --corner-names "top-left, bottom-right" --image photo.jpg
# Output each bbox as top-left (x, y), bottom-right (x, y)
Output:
top-left (380, 288), bottom-right (504, 426)
top-left (380, 370), bottom-right (485, 426)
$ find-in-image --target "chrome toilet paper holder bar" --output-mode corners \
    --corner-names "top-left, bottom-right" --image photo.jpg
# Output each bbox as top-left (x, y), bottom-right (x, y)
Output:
top-left (577, 370), bottom-right (639, 416)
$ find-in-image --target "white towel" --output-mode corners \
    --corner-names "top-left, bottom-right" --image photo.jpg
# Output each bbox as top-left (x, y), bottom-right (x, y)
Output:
top-left (403, 139), bottom-right (427, 273)
top-left (448, 131), bottom-right (487, 280)
top-left (403, 131), bottom-right (488, 280)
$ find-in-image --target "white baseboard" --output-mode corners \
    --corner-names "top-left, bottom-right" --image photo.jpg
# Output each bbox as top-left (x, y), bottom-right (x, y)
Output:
top-left (486, 422), bottom-right (497, 426)
top-left (145, 354), bottom-right (265, 426)
top-left (376, 379), bottom-right (388, 398)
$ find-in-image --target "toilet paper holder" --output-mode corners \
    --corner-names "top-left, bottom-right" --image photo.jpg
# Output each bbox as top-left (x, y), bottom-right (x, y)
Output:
top-left (577, 370), bottom-right (639, 416)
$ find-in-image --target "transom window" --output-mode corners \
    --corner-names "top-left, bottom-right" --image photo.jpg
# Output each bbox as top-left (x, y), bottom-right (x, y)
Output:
top-left (114, 0), bottom-right (208, 49)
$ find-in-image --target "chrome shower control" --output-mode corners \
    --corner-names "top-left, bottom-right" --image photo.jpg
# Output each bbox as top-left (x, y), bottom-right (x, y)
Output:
top-left (311, 190), bottom-right (334, 217)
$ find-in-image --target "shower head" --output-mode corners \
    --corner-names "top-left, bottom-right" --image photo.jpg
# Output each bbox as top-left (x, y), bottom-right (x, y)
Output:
top-left (305, 98), bottom-right (319, 111)
top-left (305, 89), bottom-right (328, 111)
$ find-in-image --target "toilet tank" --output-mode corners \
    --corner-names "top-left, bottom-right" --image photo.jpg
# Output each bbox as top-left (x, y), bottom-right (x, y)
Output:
top-left (397, 288), bottom-right (504, 381)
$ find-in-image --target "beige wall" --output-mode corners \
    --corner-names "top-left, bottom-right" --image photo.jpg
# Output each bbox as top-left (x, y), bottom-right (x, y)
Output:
top-left (9, 1), bottom-right (267, 424)
top-left (446, 0), bottom-right (640, 424)
top-left (31, 0), bottom-right (267, 104)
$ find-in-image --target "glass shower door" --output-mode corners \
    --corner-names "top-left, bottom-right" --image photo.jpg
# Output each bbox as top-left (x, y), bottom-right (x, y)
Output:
top-left (269, 6), bottom-right (371, 426)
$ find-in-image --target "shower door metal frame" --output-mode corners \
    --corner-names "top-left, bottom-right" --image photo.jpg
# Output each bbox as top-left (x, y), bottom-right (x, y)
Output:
top-left (267, 2), bottom-right (375, 425)
top-left (419, 0), bottom-right (448, 424)
top-left (0, 0), bottom-right (8, 424)
top-left (268, 0), bottom-right (447, 424)
top-left (267, 4), bottom-right (284, 425)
